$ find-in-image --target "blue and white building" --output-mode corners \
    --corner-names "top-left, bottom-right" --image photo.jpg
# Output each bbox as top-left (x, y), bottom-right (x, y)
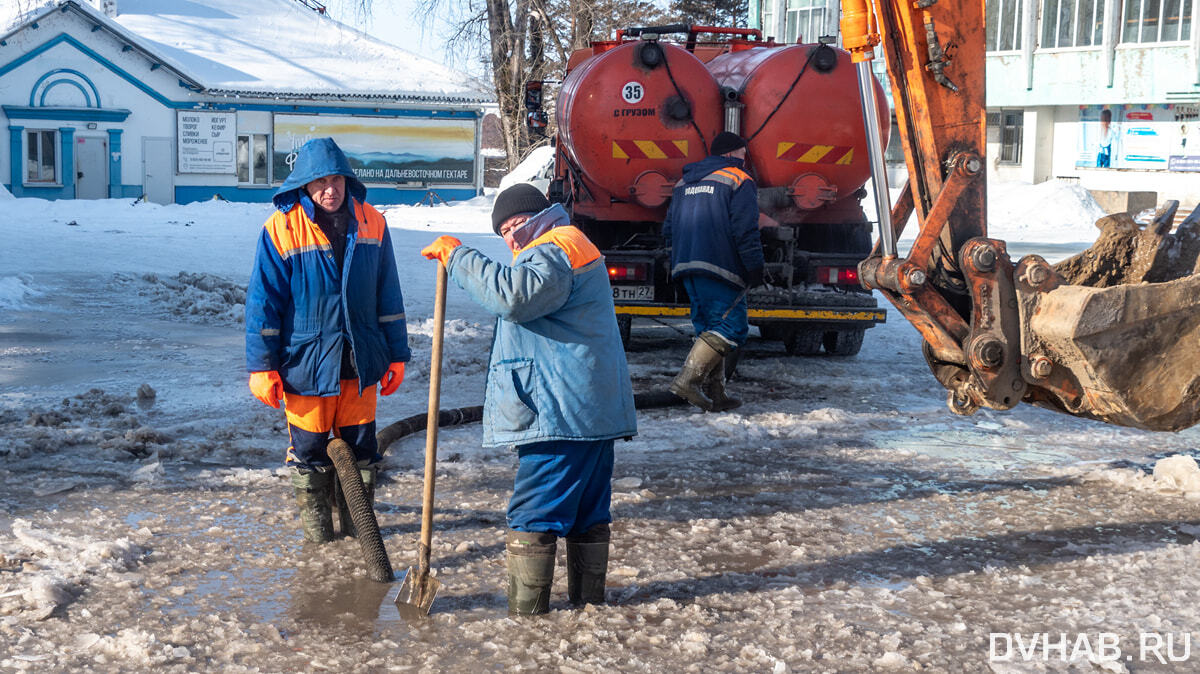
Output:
top-left (0, 0), bottom-right (492, 204)
top-left (751, 0), bottom-right (1200, 204)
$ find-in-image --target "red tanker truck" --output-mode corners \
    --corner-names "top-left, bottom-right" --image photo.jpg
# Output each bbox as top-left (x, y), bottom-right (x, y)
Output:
top-left (547, 25), bottom-right (888, 356)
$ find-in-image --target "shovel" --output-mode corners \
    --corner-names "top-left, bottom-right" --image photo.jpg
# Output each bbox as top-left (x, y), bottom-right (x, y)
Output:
top-left (394, 261), bottom-right (447, 617)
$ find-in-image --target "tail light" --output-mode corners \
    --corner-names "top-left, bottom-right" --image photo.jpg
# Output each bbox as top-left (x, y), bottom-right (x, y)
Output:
top-left (816, 266), bottom-right (859, 285)
top-left (608, 262), bottom-right (649, 282)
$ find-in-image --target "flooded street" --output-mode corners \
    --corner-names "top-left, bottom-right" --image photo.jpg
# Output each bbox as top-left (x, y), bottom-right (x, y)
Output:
top-left (5, 269), bottom-right (1200, 672)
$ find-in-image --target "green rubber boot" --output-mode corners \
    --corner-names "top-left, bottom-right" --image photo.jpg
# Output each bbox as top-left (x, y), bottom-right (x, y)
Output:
top-left (567, 523), bottom-right (610, 606)
top-left (337, 462), bottom-right (377, 538)
top-left (290, 467), bottom-right (335, 544)
top-left (670, 331), bottom-right (732, 412)
top-left (506, 529), bottom-right (557, 616)
top-left (703, 356), bottom-right (742, 412)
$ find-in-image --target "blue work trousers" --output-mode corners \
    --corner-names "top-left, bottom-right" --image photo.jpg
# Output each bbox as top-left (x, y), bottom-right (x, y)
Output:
top-left (507, 439), bottom-right (614, 536)
top-left (682, 275), bottom-right (749, 346)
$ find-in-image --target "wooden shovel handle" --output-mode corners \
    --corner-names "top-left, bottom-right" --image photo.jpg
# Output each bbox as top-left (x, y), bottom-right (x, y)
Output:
top-left (419, 262), bottom-right (447, 571)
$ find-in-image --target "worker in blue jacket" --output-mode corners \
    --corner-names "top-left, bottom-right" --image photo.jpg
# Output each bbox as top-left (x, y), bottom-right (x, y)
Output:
top-left (245, 137), bottom-right (410, 544)
top-left (662, 131), bottom-right (765, 412)
top-left (421, 183), bottom-right (637, 615)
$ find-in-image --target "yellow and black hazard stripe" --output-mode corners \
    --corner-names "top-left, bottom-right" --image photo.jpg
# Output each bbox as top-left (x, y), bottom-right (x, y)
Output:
top-left (776, 142), bottom-right (854, 165)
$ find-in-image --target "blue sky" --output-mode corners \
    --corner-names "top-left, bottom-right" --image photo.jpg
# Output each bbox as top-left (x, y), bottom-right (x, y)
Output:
top-left (327, 0), bottom-right (477, 72)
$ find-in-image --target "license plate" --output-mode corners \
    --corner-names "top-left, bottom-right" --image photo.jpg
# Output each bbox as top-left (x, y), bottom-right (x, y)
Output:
top-left (613, 285), bottom-right (653, 301)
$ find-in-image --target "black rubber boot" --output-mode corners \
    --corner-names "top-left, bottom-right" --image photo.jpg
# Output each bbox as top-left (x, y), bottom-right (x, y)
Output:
top-left (506, 529), bottom-right (557, 616)
top-left (670, 331), bottom-right (732, 412)
top-left (703, 356), bottom-right (742, 412)
top-left (337, 462), bottom-right (377, 538)
top-left (290, 467), bottom-right (335, 544)
top-left (567, 523), bottom-right (610, 606)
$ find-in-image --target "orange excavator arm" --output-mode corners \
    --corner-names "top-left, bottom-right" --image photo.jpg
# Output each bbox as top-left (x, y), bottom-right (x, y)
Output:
top-left (841, 0), bottom-right (1200, 432)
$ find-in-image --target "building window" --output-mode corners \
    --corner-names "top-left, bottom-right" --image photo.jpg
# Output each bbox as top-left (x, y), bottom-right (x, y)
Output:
top-left (1041, 0), bottom-right (1105, 47)
top-left (989, 110), bottom-right (1024, 164)
top-left (1122, 0), bottom-right (1193, 43)
top-left (237, 133), bottom-right (270, 185)
top-left (25, 129), bottom-right (58, 184)
top-left (986, 0), bottom-right (1024, 51)
top-left (784, 0), bottom-right (829, 44)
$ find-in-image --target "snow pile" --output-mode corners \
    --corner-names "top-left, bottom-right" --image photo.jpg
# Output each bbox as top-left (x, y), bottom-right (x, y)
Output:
top-left (497, 145), bottom-right (555, 193)
top-left (1078, 454), bottom-right (1200, 499)
top-left (0, 274), bottom-right (41, 310)
top-left (380, 193), bottom-right (495, 235)
top-left (987, 179), bottom-right (1107, 244)
top-left (0, 182), bottom-right (13, 200)
top-left (9, 388), bottom-right (172, 461)
top-left (113, 272), bottom-right (246, 325)
top-left (0, 518), bottom-right (146, 622)
top-left (1153, 455), bottom-right (1200, 492)
top-left (885, 178), bottom-right (1107, 246)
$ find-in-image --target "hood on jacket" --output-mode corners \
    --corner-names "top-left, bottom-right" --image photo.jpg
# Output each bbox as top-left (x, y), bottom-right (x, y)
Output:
top-left (512, 203), bottom-right (571, 251)
top-left (273, 137), bottom-right (368, 213)
top-left (680, 155), bottom-right (744, 184)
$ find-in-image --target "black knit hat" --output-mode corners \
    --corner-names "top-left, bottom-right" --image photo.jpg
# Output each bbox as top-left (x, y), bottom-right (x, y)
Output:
top-left (492, 183), bottom-right (551, 234)
top-left (711, 131), bottom-right (747, 156)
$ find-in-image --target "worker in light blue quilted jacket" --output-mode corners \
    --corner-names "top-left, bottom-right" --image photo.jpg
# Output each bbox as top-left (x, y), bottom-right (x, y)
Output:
top-left (421, 183), bottom-right (637, 616)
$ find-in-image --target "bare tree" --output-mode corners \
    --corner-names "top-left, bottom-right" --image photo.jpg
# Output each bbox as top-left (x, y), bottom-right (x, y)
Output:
top-left (415, 0), bottom-right (667, 170)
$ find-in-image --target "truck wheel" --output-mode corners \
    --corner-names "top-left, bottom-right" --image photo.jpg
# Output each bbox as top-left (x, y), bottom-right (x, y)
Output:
top-left (327, 439), bottom-right (394, 583)
top-left (823, 329), bottom-right (865, 357)
top-left (784, 329), bottom-right (824, 356)
top-left (617, 315), bottom-right (632, 349)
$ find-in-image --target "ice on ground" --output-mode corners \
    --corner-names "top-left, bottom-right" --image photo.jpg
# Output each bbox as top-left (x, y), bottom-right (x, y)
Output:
top-left (0, 275), bottom-right (40, 310)
top-left (2, 518), bottom-right (146, 621)
top-left (1070, 454), bottom-right (1200, 500)
top-left (113, 272), bottom-right (246, 325)
top-left (3, 187), bottom-right (1200, 670)
top-left (1153, 455), bottom-right (1200, 493)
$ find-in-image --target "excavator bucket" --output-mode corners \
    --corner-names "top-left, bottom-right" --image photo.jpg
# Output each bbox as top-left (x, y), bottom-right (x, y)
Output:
top-left (1014, 202), bottom-right (1200, 432)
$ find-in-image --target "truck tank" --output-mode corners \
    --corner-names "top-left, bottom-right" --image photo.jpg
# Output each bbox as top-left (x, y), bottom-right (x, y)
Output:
top-left (706, 42), bottom-right (890, 228)
top-left (556, 38), bottom-right (723, 229)
top-left (549, 29), bottom-right (888, 358)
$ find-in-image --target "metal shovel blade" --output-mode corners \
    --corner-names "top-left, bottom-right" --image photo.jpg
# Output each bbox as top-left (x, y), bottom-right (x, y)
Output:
top-left (393, 565), bottom-right (441, 618)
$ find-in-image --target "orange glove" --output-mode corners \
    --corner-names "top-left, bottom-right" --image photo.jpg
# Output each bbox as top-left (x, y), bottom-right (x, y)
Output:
top-left (421, 235), bottom-right (462, 265)
top-left (380, 361), bottom-right (406, 396)
top-left (249, 370), bottom-right (283, 408)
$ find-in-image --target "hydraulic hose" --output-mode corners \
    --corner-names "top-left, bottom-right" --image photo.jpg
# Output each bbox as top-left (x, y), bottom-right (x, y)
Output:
top-left (377, 390), bottom-right (688, 455)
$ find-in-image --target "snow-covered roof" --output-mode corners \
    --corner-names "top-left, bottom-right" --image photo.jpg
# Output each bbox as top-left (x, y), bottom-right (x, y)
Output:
top-left (2, 0), bottom-right (493, 105)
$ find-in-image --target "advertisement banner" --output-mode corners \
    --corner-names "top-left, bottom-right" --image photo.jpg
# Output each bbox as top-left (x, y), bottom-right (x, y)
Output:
top-left (177, 111), bottom-right (236, 174)
top-left (1076, 104), bottom-right (1196, 170)
top-left (272, 114), bottom-right (476, 186)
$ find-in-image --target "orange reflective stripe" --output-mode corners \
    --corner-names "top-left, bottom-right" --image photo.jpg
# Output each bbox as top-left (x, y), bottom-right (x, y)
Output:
top-left (265, 200), bottom-right (386, 258)
top-left (711, 167), bottom-right (750, 188)
top-left (353, 202), bottom-right (387, 244)
top-left (266, 207), bottom-right (332, 259)
top-left (283, 379), bottom-right (377, 433)
top-left (520, 225), bottom-right (601, 269)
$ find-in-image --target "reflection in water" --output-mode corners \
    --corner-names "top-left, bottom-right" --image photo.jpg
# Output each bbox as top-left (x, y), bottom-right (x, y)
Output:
top-left (288, 573), bottom-right (393, 626)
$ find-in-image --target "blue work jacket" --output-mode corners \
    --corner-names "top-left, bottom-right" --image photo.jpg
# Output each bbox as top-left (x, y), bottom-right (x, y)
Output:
top-left (662, 155), bottom-right (764, 288)
top-left (446, 205), bottom-right (638, 447)
top-left (245, 138), bottom-right (409, 395)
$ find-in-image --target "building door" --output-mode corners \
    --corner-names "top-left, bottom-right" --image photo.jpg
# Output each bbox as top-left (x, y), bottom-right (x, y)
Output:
top-left (142, 137), bottom-right (173, 204)
top-left (75, 136), bottom-right (107, 200)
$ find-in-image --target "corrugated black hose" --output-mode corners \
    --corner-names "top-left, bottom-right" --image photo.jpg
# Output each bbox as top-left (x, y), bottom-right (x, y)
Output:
top-left (377, 390), bottom-right (688, 455)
